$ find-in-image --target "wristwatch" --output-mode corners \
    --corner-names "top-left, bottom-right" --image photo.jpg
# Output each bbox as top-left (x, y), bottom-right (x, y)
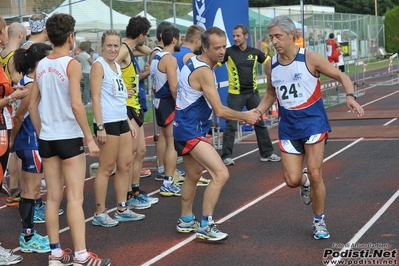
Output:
top-left (7, 96), bottom-right (13, 105)
top-left (346, 93), bottom-right (357, 100)
top-left (97, 124), bottom-right (105, 131)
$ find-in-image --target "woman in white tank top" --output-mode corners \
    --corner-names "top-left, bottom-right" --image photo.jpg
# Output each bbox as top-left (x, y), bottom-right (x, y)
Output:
top-left (90, 30), bottom-right (143, 227)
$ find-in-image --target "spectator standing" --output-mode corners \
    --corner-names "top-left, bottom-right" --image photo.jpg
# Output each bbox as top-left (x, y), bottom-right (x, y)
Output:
top-left (220, 24), bottom-right (280, 166)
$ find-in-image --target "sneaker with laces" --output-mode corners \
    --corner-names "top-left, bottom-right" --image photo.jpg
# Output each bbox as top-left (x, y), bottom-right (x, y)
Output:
top-left (0, 245), bottom-right (23, 265)
top-left (196, 221), bottom-right (228, 241)
top-left (114, 208), bottom-right (145, 222)
top-left (173, 175), bottom-right (211, 187)
top-left (137, 190), bottom-right (158, 205)
top-left (127, 195), bottom-right (151, 209)
top-left (223, 158), bottom-right (235, 166)
top-left (300, 168), bottom-right (312, 205)
top-left (6, 192), bottom-right (21, 207)
top-left (176, 216), bottom-right (200, 233)
top-left (156, 168), bottom-right (185, 180)
top-left (34, 203), bottom-right (64, 224)
top-left (313, 215), bottom-right (330, 239)
top-left (48, 248), bottom-right (74, 265)
top-left (160, 183), bottom-right (181, 197)
top-left (20, 233), bottom-right (50, 253)
top-left (140, 168), bottom-right (151, 178)
top-left (73, 252), bottom-right (111, 266)
top-left (0, 243), bottom-right (12, 255)
top-left (260, 153), bottom-right (281, 162)
top-left (92, 210), bottom-right (119, 227)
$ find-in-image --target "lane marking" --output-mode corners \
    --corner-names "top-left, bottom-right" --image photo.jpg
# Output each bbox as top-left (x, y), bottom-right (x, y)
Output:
top-left (141, 138), bottom-right (365, 265)
top-left (327, 189), bottom-right (399, 266)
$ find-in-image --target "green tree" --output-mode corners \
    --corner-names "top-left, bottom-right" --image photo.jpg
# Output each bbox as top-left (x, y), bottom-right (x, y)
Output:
top-left (384, 5), bottom-right (399, 53)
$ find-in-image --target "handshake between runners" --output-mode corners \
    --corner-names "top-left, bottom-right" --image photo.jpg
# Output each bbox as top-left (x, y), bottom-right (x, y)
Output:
top-left (243, 108), bottom-right (262, 125)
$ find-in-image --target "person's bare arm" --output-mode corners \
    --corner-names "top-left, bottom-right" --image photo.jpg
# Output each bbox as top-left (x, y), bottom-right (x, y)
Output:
top-left (192, 67), bottom-right (259, 124)
top-left (162, 54), bottom-right (178, 100)
top-left (28, 80), bottom-right (42, 136)
top-left (68, 60), bottom-right (100, 157)
top-left (10, 82), bottom-right (33, 151)
top-left (257, 59), bottom-right (277, 115)
top-left (90, 61), bottom-right (105, 144)
top-left (308, 51), bottom-right (364, 116)
top-left (134, 45), bottom-right (151, 57)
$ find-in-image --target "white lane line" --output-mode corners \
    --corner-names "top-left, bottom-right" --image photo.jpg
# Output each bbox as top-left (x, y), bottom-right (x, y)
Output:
top-left (383, 118), bottom-right (397, 126)
top-left (327, 189), bottom-right (399, 266)
top-left (141, 139), bottom-right (364, 266)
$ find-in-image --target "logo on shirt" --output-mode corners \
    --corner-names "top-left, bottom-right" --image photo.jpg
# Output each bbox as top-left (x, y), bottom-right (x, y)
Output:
top-left (247, 55), bottom-right (254, 60)
top-left (293, 73), bottom-right (302, 81)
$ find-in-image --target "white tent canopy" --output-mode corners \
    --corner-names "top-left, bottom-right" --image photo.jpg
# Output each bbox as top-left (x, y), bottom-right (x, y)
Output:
top-left (48, 0), bottom-right (132, 31)
top-left (135, 11), bottom-right (157, 30)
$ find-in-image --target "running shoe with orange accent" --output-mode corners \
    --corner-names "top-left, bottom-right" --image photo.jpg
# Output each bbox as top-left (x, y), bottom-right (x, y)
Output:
top-left (48, 248), bottom-right (74, 265)
top-left (140, 168), bottom-right (151, 178)
top-left (73, 252), bottom-right (111, 266)
top-left (6, 192), bottom-right (21, 207)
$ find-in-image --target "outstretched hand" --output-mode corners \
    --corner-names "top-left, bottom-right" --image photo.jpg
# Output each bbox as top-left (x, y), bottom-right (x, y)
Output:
top-left (244, 109), bottom-right (261, 125)
top-left (347, 98), bottom-right (364, 117)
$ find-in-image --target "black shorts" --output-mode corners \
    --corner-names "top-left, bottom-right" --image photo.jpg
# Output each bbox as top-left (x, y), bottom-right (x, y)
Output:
top-left (38, 138), bottom-right (84, 160)
top-left (93, 120), bottom-right (130, 136)
top-left (155, 96), bottom-right (175, 127)
top-left (127, 106), bottom-right (144, 127)
top-left (174, 136), bottom-right (212, 156)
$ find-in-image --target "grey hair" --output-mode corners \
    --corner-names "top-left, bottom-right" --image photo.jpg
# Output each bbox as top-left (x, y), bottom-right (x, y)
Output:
top-left (266, 15), bottom-right (296, 41)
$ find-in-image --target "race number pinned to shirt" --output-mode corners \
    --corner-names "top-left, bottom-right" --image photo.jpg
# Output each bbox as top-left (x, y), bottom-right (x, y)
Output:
top-left (111, 78), bottom-right (127, 98)
top-left (275, 81), bottom-right (305, 108)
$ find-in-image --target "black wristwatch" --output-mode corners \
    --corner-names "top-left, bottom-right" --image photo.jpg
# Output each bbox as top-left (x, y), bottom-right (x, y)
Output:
top-left (346, 93), bottom-right (357, 100)
top-left (97, 124), bottom-right (105, 131)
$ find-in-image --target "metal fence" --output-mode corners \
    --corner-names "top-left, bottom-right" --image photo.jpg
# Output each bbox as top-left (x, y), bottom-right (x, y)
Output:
top-left (1, 1), bottom-right (385, 60)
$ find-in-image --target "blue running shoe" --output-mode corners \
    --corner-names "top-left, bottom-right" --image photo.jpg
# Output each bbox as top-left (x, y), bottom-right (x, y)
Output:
top-left (114, 209), bottom-right (145, 222)
top-left (313, 215), bottom-right (330, 239)
top-left (92, 210), bottom-right (119, 227)
top-left (34, 203), bottom-right (64, 224)
top-left (138, 190), bottom-right (158, 205)
top-left (20, 233), bottom-right (50, 253)
top-left (127, 195), bottom-right (151, 210)
top-left (160, 183), bottom-right (181, 197)
top-left (196, 221), bottom-right (228, 241)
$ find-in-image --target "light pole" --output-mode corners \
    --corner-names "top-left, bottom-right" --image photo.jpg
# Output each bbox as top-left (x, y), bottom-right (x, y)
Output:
top-left (375, 0), bottom-right (378, 16)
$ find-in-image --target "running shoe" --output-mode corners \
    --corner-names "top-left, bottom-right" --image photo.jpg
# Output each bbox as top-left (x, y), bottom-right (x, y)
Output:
top-left (223, 158), bottom-right (235, 166)
top-left (300, 168), bottom-right (312, 205)
top-left (260, 153), bottom-right (281, 162)
top-left (34, 203), bottom-right (64, 224)
top-left (155, 168), bottom-right (185, 180)
top-left (140, 168), bottom-right (151, 178)
top-left (48, 248), bottom-right (74, 265)
top-left (114, 209), bottom-right (145, 222)
top-left (137, 190), bottom-right (158, 205)
top-left (127, 195), bottom-right (151, 210)
top-left (0, 248), bottom-right (23, 265)
top-left (176, 216), bottom-right (200, 233)
top-left (173, 175), bottom-right (211, 187)
top-left (92, 210), bottom-right (119, 227)
top-left (6, 192), bottom-right (21, 207)
top-left (313, 215), bottom-right (330, 239)
top-left (19, 233), bottom-right (50, 253)
top-left (0, 243), bottom-right (12, 255)
top-left (159, 183), bottom-right (181, 197)
top-left (196, 221), bottom-right (228, 241)
top-left (73, 252), bottom-right (111, 266)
